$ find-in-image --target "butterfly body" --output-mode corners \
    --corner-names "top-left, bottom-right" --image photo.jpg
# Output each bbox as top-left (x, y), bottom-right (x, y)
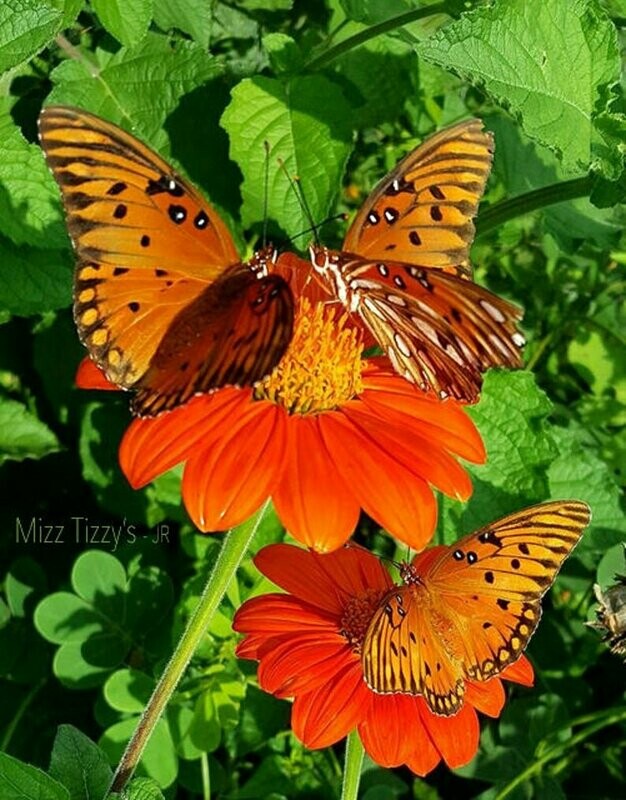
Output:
top-left (362, 500), bottom-right (591, 716)
top-left (310, 119), bottom-right (525, 402)
top-left (39, 105), bottom-right (294, 416)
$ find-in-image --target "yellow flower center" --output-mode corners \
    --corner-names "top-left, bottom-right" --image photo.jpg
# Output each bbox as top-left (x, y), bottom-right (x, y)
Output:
top-left (340, 589), bottom-right (388, 652)
top-left (254, 298), bottom-right (364, 414)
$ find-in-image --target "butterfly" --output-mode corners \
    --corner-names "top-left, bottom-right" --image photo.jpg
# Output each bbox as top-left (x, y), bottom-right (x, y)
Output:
top-left (309, 118), bottom-right (525, 403)
top-left (39, 105), bottom-right (294, 417)
top-left (361, 500), bottom-right (591, 716)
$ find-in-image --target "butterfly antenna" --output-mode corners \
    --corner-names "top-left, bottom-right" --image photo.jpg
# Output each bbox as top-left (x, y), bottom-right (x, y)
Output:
top-left (277, 157), bottom-right (320, 244)
top-left (262, 140), bottom-right (271, 248)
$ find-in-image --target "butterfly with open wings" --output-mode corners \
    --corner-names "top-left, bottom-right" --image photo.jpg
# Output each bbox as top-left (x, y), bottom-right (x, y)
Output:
top-left (362, 500), bottom-right (591, 716)
top-left (310, 119), bottom-right (525, 403)
top-left (39, 106), bottom-right (294, 417)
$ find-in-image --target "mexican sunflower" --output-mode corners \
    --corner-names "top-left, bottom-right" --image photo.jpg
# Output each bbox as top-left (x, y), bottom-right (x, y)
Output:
top-left (233, 543), bottom-right (534, 774)
top-left (76, 253), bottom-right (485, 552)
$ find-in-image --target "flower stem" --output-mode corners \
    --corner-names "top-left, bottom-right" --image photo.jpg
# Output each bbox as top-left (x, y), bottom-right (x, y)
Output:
top-left (494, 705), bottom-right (626, 800)
top-left (108, 501), bottom-right (271, 792)
top-left (305, 4), bottom-right (448, 71)
top-left (476, 176), bottom-right (593, 238)
top-left (341, 730), bottom-right (365, 800)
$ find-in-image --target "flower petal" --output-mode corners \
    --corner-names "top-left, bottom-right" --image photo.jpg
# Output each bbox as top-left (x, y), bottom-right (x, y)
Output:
top-left (254, 544), bottom-right (392, 615)
top-left (291, 662), bottom-right (372, 749)
top-left (75, 357), bottom-right (118, 390)
top-left (120, 389), bottom-right (250, 488)
top-left (501, 654), bottom-right (534, 686)
top-left (419, 699), bottom-right (480, 769)
top-left (183, 403), bottom-right (286, 531)
top-left (464, 677), bottom-right (505, 718)
top-left (359, 694), bottom-right (425, 767)
top-left (272, 416), bottom-right (360, 551)
top-left (319, 411), bottom-right (437, 550)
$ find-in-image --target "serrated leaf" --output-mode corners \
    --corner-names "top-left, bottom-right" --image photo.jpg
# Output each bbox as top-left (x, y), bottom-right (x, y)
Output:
top-left (547, 426), bottom-right (626, 548)
top-left (47, 34), bottom-right (222, 152)
top-left (0, 102), bottom-right (67, 248)
top-left (0, 752), bottom-right (69, 800)
top-left (49, 725), bottom-right (112, 800)
top-left (221, 75), bottom-right (352, 238)
top-left (153, 0), bottom-right (211, 47)
top-left (91, 0), bottom-right (154, 47)
top-left (0, 237), bottom-right (71, 316)
top-left (0, 397), bottom-right (60, 464)
top-left (416, 0), bottom-right (624, 177)
top-left (0, 0), bottom-right (63, 74)
top-left (124, 777), bottom-right (166, 800)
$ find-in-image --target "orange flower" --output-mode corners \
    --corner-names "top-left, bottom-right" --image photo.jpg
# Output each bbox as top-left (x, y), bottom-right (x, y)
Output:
top-left (77, 253), bottom-right (485, 552)
top-left (233, 543), bottom-right (534, 774)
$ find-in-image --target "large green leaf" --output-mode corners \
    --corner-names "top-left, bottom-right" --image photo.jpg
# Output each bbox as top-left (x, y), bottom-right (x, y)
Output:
top-left (221, 75), bottom-right (353, 238)
top-left (0, 397), bottom-right (60, 464)
top-left (0, 752), bottom-right (69, 800)
top-left (0, 0), bottom-right (62, 74)
top-left (91, 0), bottom-right (154, 47)
top-left (49, 725), bottom-right (112, 800)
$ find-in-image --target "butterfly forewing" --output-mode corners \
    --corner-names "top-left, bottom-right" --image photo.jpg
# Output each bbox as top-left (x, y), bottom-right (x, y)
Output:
top-left (344, 119), bottom-right (493, 274)
top-left (39, 105), bottom-right (294, 414)
top-left (362, 501), bottom-right (591, 716)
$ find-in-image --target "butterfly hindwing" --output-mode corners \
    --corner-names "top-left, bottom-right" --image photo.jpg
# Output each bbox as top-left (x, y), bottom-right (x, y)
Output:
top-left (344, 119), bottom-right (493, 274)
top-left (39, 105), bottom-right (294, 414)
top-left (362, 501), bottom-right (591, 716)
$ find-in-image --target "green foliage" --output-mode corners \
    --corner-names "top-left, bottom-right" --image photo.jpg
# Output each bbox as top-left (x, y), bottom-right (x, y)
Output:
top-left (0, 0), bottom-right (624, 798)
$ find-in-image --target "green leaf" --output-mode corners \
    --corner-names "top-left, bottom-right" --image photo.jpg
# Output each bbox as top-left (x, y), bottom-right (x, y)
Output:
top-left (47, 34), bottom-right (223, 152)
top-left (100, 718), bottom-right (178, 788)
top-left (0, 598), bottom-right (9, 628)
top-left (0, 397), bottom-right (60, 464)
top-left (0, 0), bottom-right (63, 74)
top-left (48, 0), bottom-right (83, 27)
top-left (5, 557), bottom-right (46, 617)
top-left (262, 33), bottom-right (303, 74)
top-left (71, 550), bottom-right (127, 609)
top-left (189, 690), bottom-right (221, 752)
top-left (547, 426), bottom-right (626, 549)
top-left (91, 0), bottom-right (154, 47)
top-left (104, 668), bottom-right (154, 713)
top-left (0, 238), bottom-right (72, 316)
top-left (596, 542), bottom-right (626, 588)
top-left (220, 75), bottom-right (353, 238)
top-left (49, 725), bottom-right (112, 800)
top-left (153, 0), bottom-right (211, 47)
top-left (0, 752), bottom-right (69, 800)
top-left (35, 592), bottom-right (104, 644)
top-left (0, 102), bottom-right (67, 249)
top-left (53, 637), bottom-right (126, 688)
top-left (415, 0), bottom-right (625, 177)
top-left (123, 777), bottom-right (166, 800)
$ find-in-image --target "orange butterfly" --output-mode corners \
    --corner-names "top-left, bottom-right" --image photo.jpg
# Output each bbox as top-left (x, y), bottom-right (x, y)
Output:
top-left (310, 119), bottom-right (525, 403)
top-left (39, 106), bottom-right (294, 417)
top-left (362, 500), bottom-right (590, 715)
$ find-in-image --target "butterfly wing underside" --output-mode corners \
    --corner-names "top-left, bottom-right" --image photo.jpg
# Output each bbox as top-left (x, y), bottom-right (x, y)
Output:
top-left (39, 105), bottom-right (293, 415)
top-left (344, 119), bottom-right (494, 276)
top-left (362, 501), bottom-right (591, 715)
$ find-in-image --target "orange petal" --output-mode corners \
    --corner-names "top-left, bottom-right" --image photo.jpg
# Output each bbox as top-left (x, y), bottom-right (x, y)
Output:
top-left (359, 694), bottom-right (423, 767)
top-left (291, 662), bottom-right (372, 749)
top-left (257, 635), bottom-right (355, 697)
top-left (501, 654), bottom-right (534, 686)
top-left (183, 403), bottom-right (286, 531)
top-left (346, 404), bottom-right (473, 501)
top-left (319, 411), bottom-right (437, 550)
top-left (75, 357), bottom-right (119, 390)
top-left (120, 389), bottom-right (250, 488)
top-left (419, 699), bottom-right (480, 769)
top-left (272, 416), bottom-right (360, 551)
top-left (464, 677), bottom-right (505, 718)
top-left (253, 544), bottom-right (391, 615)
top-left (361, 368), bottom-right (485, 464)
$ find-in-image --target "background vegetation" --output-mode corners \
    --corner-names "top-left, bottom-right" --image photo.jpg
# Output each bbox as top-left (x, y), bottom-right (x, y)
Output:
top-left (0, 0), bottom-right (624, 798)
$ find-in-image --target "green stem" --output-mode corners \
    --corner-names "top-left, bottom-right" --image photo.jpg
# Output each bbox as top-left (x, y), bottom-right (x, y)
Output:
top-left (494, 705), bottom-right (626, 800)
top-left (341, 730), bottom-right (365, 800)
top-left (476, 176), bottom-right (593, 238)
top-left (305, 4), bottom-right (448, 71)
top-left (0, 679), bottom-right (45, 751)
top-left (108, 502), bottom-right (271, 793)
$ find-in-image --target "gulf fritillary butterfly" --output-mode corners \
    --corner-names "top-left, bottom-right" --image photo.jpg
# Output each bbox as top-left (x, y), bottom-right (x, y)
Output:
top-left (310, 119), bottom-right (525, 403)
top-left (38, 105), bottom-right (294, 417)
top-left (362, 500), bottom-right (590, 716)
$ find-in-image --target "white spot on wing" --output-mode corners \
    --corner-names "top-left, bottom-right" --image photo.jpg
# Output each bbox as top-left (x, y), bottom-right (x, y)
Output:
top-left (394, 332), bottom-right (412, 358)
top-left (512, 332), bottom-right (526, 347)
top-left (479, 299), bottom-right (506, 323)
